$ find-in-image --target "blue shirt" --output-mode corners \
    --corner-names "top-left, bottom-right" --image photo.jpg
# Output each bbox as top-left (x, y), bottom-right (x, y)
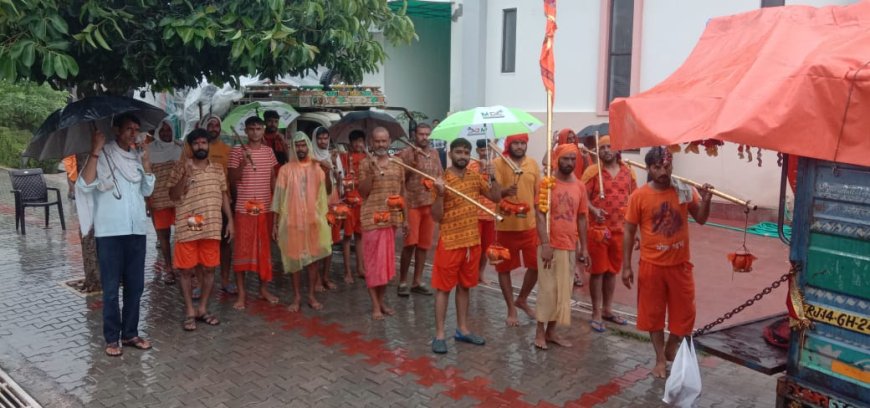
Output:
top-left (77, 167), bottom-right (155, 238)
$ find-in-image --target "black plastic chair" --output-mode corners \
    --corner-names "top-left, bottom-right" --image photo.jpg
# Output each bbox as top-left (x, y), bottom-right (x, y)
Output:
top-left (9, 168), bottom-right (66, 234)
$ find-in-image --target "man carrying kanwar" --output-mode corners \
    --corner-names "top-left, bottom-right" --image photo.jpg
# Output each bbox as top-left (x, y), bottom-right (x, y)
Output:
top-left (493, 133), bottom-right (541, 326)
top-left (358, 127), bottom-right (407, 320)
top-left (534, 143), bottom-right (589, 350)
top-left (580, 135), bottom-right (637, 332)
top-left (430, 138), bottom-right (502, 354)
top-left (168, 129), bottom-right (234, 331)
top-left (147, 119), bottom-right (182, 285)
top-left (77, 113), bottom-right (155, 357)
top-left (396, 123), bottom-right (442, 297)
top-left (228, 116), bottom-right (279, 310)
top-left (272, 131), bottom-right (333, 312)
top-left (622, 146), bottom-right (713, 378)
top-left (338, 130), bottom-right (370, 283)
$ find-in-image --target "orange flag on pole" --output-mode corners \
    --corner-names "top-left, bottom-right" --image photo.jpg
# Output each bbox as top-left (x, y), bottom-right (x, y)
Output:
top-left (540, 0), bottom-right (557, 96)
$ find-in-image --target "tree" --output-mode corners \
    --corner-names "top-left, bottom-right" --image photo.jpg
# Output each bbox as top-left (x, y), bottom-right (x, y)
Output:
top-left (0, 0), bottom-right (416, 93)
top-left (0, 0), bottom-right (417, 292)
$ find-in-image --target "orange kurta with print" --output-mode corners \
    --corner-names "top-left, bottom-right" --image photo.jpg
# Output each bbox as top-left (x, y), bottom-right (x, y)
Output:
top-left (468, 160), bottom-right (497, 220)
top-left (624, 184), bottom-right (699, 266)
top-left (581, 163), bottom-right (637, 232)
top-left (397, 147), bottom-right (443, 209)
top-left (359, 157), bottom-right (405, 231)
top-left (440, 170), bottom-right (490, 250)
top-left (548, 177), bottom-right (589, 250)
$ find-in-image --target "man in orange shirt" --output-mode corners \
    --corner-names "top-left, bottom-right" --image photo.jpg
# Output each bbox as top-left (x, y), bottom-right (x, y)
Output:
top-left (430, 138), bottom-right (502, 354)
top-left (580, 136), bottom-right (637, 332)
top-left (535, 144), bottom-right (589, 350)
top-left (623, 146), bottom-right (712, 378)
top-left (339, 130), bottom-right (369, 283)
top-left (397, 123), bottom-right (442, 297)
top-left (263, 110), bottom-right (289, 172)
top-left (493, 133), bottom-right (541, 326)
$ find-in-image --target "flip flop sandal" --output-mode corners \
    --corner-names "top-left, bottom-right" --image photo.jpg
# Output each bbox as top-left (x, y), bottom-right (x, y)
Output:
top-left (454, 330), bottom-right (486, 345)
top-left (183, 316), bottom-right (197, 331)
top-left (105, 342), bottom-right (123, 357)
top-left (432, 338), bottom-right (448, 354)
top-left (192, 288), bottom-right (201, 300)
top-left (121, 336), bottom-right (152, 350)
top-left (196, 313), bottom-right (220, 326)
top-left (589, 320), bottom-right (606, 333)
top-left (221, 283), bottom-right (238, 295)
top-left (602, 314), bottom-right (628, 326)
top-left (411, 285), bottom-right (434, 295)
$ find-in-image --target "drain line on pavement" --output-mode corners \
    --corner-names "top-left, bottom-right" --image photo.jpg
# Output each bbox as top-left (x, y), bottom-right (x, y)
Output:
top-left (0, 369), bottom-right (42, 408)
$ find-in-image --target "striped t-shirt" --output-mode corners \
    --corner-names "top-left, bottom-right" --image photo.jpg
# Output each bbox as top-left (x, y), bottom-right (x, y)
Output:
top-left (168, 162), bottom-right (227, 243)
top-left (228, 145), bottom-right (278, 213)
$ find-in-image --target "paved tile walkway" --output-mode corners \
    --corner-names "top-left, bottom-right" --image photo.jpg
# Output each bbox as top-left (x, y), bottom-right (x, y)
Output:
top-left (0, 170), bottom-right (777, 407)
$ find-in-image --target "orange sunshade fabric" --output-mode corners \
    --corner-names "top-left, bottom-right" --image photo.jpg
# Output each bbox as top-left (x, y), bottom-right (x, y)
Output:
top-left (610, 2), bottom-right (870, 167)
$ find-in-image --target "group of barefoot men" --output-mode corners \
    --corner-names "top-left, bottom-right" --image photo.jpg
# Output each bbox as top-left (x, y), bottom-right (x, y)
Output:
top-left (81, 111), bottom-right (712, 377)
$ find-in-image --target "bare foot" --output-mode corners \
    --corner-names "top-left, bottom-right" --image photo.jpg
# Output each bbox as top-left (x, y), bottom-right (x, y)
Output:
top-left (514, 300), bottom-right (536, 319)
top-left (308, 299), bottom-right (323, 311)
top-left (652, 362), bottom-right (668, 379)
top-left (287, 302), bottom-right (301, 313)
top-left (314, 285), bottom-right (327, 293)
top-left (546, 335), bottom-right (573, 348)
top-left (324, 280), bottom-right (338, 291)
top-left (380, 305), bottom-right (395, 316)
top-left (505, 311), bottom-right (520, 327)
top-left (260, 291), bottom-right (279, 304)
top-left (372, 312), bottom-right (385, 320)
top-left (534, 334), bottom-right (548, 350)
top-left (344, 274), bottom-right (355, 284)
top-left (232, 299), bottom-right (246, 310)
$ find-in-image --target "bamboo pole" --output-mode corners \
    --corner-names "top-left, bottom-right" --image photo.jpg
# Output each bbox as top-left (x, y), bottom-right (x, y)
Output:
top-left (388, 157), bottom-right (504, 222)
top-left (231, 129), bottom-right (256, 171)
top-left (396, 137), bottom-right (430, 158)
top-left (594, 130), bottom-right (605, 199)
top-left (488, 142), bottom-right (522, 175)
top-left (545, 90), bottom-right (553, 234)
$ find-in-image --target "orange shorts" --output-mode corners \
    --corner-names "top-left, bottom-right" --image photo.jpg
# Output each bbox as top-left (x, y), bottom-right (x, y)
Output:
top-left (174, 239), bottom-right (221, 270)
top-left (478, 219), bottom-right (496, 254)
top-left (495, 228), bottom-right (539, 273)
top-left (636, 261), bottom-right (696, 336)
top-left (432, 241), bottom-right (481, 291)
top-left (348, 206), bottom-right (362, 235)
top-left (152, 208), bottom-right (175, 230)
top-left (405, 206), bottom-right (435, 250)
top-left (587, 229), bottom-right (623, 275)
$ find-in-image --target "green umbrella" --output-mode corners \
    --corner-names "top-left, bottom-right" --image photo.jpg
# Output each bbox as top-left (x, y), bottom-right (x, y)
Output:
top-left (430, 105), bottom-right (543, 144)
top-left (222, 101), bottom-right (300, 136)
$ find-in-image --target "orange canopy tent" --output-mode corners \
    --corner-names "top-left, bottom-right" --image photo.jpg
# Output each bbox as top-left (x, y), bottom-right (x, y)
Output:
top-left (610, 2), bottom-right (870, 168)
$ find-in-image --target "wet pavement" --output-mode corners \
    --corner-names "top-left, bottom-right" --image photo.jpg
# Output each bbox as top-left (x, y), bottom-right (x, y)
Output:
top-left (0, 170), bottom-right (779, 407)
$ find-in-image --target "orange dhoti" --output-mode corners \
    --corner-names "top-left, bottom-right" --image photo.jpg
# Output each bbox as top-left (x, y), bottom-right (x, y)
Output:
top-left (636, 260), bottom-right (696, 336)
top-left (233, 212), bottom-right (274, 282)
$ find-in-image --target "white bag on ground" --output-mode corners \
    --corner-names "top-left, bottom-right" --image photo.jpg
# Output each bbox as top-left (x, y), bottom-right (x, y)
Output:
top-left (663, 337), bottom-right (702, 407)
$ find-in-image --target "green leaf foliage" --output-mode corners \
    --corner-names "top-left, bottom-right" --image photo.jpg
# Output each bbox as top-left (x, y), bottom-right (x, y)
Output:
top-left (0, 80), bottom-right (69, 130)
top-left (0, 0), bottom-right (417, 95)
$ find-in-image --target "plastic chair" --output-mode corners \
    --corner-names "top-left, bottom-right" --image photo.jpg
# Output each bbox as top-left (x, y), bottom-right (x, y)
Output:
top-left (9, 168), bottom-right (66, 234)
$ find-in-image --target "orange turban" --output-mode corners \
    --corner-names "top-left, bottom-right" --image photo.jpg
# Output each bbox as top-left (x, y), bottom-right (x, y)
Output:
top-left (598, 135), bottom-right (611, 147)
top-left (551, 143), bottom-right (580, 171)
top-left (503, 133), bottom-right (529, 156)
top-left (557, 129), bottom-right (575, 145)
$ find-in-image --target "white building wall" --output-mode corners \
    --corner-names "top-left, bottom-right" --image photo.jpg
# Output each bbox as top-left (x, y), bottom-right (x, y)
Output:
top-left (448, 0), bottom-right (857, 210)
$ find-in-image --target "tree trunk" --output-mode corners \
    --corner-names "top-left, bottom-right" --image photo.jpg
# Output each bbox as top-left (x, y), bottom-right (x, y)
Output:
top-left (80, 228), bottom-right (101, 292)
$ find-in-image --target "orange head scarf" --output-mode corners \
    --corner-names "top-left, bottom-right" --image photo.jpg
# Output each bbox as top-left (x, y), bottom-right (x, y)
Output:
top-left (557, 129), bottom-right (576, 145)
top-left (503, 133), bottom-right (529, 156)
top-left (598, 135), bottom-right (611, 147)
top-left (551, 144), bottom-right (580, 172)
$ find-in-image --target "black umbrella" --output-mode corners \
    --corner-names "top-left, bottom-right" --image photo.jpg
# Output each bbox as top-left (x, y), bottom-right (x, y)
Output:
top-left (329, 110), bottom-right (407, 145)
top-left (23, 96), bottom-right (167, 160)
top-left (577, 123), bottom-right (609, 138)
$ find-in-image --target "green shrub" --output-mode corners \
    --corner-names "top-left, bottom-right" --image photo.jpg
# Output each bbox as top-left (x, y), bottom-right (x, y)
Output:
top-left (0, 80), bottom-right (69, 130)
top-left (0, 127), bottom-right (59, 173)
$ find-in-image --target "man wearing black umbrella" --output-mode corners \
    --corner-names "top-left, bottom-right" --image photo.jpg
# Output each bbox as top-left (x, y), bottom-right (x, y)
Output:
top-left (78, 112), bottom-right (155, 357)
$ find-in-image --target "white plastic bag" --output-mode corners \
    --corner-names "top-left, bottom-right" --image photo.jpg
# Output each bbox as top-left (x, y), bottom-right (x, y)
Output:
top-left (663, 337), bottom-right (702, 407)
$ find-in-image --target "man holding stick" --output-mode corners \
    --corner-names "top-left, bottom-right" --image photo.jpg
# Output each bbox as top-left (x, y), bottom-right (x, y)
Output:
top-left (396, 123), bottom-right (442, 297)
top-left (430, 138), bottom-right (502, 354)
top-left (493, 133), bottom-right (541, 326)
top-left (622, 146), bottom-right (713, 378)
